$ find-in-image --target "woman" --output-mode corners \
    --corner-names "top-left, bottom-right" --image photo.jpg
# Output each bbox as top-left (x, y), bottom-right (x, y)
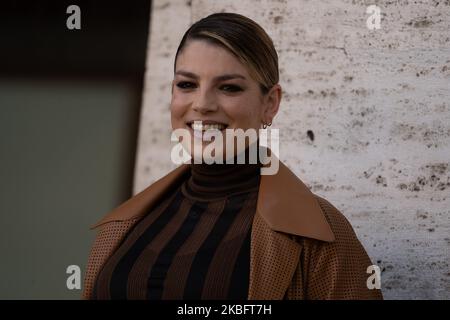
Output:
top-left (83, 12), bottom-right (383, 300)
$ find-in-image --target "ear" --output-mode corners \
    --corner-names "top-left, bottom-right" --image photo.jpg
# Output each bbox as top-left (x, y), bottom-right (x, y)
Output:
top-left (262, 84), bottom-right (282, 124)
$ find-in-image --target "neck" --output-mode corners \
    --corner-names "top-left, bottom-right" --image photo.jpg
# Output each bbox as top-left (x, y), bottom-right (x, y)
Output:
top-left (182, 143), bottom-right (262, 201)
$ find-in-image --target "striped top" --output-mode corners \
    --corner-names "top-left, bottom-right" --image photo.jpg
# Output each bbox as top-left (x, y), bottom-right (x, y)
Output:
top-left (93, 160), bottom-right (261, 300)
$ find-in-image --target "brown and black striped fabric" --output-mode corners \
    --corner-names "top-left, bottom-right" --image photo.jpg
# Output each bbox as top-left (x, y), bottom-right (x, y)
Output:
top-left (92, 161), bottom-right (261, 300)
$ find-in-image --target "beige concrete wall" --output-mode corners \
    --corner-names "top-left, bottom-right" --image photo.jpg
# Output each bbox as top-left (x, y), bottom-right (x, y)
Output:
top-left (134, 0), bottom-right (450, 299)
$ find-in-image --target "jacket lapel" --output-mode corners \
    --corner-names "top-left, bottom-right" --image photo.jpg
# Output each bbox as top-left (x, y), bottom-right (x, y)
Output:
top-left (247, 213), bottom-right (301, 299)
top-left (90, 154), bottom-right (335, 299)
top-left (246, 159), bottom-right (334, 299)
top-left (91, 164), bottom-right (190, 229)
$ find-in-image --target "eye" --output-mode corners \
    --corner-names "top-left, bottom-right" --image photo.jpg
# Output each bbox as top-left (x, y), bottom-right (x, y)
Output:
top-left (176, 81), bottom-right (197, 89)
top-left (220, 84), bottom-right (243, 92)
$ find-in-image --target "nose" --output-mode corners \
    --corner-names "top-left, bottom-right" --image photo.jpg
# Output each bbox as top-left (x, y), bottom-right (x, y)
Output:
top-left (192, 89), bottom-right (218, 114)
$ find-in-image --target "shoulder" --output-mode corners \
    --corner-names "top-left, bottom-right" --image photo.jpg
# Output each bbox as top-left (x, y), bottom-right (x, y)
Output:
top-left (297, 194), bottom-right (383, 299)
top-left (296, 193), bottom-right (372, 265)
top-left (312, 195), bottom-right (360, 242)
top-left (91, 164), bottom-right (190, 229)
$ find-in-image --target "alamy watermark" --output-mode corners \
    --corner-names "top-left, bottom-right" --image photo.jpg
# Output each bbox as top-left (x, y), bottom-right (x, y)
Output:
top-left (66, 5), bottom-right (81, 30)
top-left (66, 265), bottom-right (81, 290)
top-left (170, 122), bottom-right (279, 175)
top-left (366, 5), bottom-right (381, 30)
top-left (366, 264), bottom-right (382, 289)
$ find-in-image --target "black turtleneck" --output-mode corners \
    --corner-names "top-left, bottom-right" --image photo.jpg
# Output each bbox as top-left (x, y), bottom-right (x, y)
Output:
top-left (182, 159), bottom-right (261, 201)
top-left (93, 145), bottom-right (262, 300)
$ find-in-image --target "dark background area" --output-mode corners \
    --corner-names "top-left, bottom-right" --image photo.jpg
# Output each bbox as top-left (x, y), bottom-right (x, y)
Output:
top-left (0, 1), bottom-right (152, 299)
top-left (0, 0), bottom-right (151, 80)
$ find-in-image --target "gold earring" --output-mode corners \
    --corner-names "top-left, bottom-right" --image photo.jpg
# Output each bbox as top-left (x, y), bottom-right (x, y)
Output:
top-left (262, 121), bottom-right (272, 129)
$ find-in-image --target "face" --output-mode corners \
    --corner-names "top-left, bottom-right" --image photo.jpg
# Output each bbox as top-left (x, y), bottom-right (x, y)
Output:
top-left (171, 40), bottom-right (281, 162)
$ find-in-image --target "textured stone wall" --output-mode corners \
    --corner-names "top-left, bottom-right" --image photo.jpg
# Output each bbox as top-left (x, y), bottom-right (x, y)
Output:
top-left (134, 0), bottom-right (450, 299)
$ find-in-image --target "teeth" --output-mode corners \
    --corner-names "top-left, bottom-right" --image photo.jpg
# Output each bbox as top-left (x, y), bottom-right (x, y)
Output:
top-left (191, 122), bottom-right (226, 131)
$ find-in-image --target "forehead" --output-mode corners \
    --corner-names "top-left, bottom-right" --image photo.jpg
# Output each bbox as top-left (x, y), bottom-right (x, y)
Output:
top-left (175, 40), bottom-right (250, 78)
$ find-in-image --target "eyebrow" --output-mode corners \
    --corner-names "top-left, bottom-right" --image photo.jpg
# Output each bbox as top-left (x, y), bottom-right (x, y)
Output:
top-left (175, 70), bottom-right (247, 81)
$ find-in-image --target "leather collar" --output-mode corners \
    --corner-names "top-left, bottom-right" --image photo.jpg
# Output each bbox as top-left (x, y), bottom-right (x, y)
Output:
top-left (91, 153), bottom-right (335, 242)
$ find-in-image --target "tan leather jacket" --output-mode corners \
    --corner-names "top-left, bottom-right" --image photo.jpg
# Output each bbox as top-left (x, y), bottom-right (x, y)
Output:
top-left (83, 160), bottom-right (383, 300)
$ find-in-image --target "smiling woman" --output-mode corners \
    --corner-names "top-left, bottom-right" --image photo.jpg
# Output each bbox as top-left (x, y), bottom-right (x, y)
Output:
top-left (171, 36), bottom-right (281, 162)
top-left (83, 12), bottom-right (383, 300)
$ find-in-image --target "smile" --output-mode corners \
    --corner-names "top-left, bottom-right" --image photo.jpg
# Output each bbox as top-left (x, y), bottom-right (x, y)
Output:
top-left (188, 120), bottom-right (228, 132)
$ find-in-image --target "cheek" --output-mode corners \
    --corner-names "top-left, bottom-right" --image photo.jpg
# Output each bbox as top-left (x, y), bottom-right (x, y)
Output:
top-left (225, 97), bottom-right (262, 128)
top-left (170, 94), bottom-right (189, 127)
